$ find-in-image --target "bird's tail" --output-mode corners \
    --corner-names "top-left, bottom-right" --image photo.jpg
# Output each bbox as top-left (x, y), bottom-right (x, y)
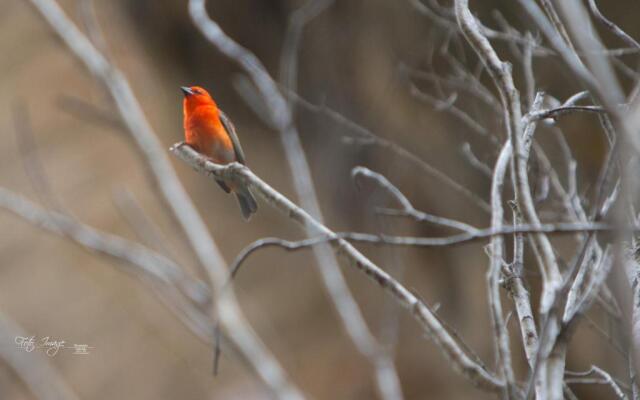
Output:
top-left (235, 186), bottom-right (258, 221)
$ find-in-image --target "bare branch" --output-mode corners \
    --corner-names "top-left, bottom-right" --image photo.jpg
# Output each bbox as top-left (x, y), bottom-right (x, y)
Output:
top-left (26, 0), bottom-right (302, 397)
top-left (0, 187), bottom-right (182, 285)
top-left (460, 143), bottom-right (492, 178)
top-left (408, 83), bottom-right (492, 139)
top-left (409, 0), bottom-right (548, 51)
top-left (508, 94), bottom-right (545, 375)
top-left (538, 0), bottom-right (577, 53)
top-left (587, 0), bottom-right (640, 50)
top-left (485, 140), bottom-right (517, 397)
top-left (454, 27), bottom-right (563, 399)
top-left (188, 1), bottom-right (404, 397)
top-left (351, 166), bottom-right (480, 234)
top-left (403, 64), bottom-right (500, 110)
top-left (566, 365), bottom-right (629, 399)
top-left (516, 0), bottom-right (597, 89)
top-left (0, 186), bottom-right (219, 342)
top-left (285, 90), bottom-right (492, 213)
top-left (279, 0), bottom-right (335, 103)
top-left (457, 0), bottom-right (561, 272)
top-left (171, 142), bottom-right (506, 393)
top-left (526, 105), bottom-right (606, 122)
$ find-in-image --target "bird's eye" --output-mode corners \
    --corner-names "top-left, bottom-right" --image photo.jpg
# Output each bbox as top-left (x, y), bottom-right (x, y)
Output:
top-left (192, 89), bottom-right (201, 95)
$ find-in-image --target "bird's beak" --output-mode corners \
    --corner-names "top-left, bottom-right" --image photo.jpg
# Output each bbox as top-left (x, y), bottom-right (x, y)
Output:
top-left (180, 86), bottom-right (194, 96)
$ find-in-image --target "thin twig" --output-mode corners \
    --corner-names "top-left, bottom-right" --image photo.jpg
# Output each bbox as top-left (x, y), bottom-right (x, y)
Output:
top-left (460, 143), bottom-right (492, 178)
top-left (587, 0), bottom-right (640, 50)
top-left (566, 365), bottom-right (629, 399)
top-left (485, 140), bottom-right (517, 397)
top-left (526, 105), bottom-right (606, 122)
top-left (285, 89), bottom-right (492, 213)
top-left (352, 167), bottom-right (480, 234)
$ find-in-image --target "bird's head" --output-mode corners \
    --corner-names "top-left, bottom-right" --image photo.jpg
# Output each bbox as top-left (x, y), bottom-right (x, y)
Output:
top-left (181, 85), bottom-right (217, 111)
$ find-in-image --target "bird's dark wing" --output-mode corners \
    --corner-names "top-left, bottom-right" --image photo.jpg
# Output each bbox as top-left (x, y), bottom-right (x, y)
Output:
top-left (219, 110), bottom-right (246, 165)
top-left (216, 180), bottom-right (231, 193)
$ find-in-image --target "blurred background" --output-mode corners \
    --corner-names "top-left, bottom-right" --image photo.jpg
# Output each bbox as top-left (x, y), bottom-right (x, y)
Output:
top-left (1, 0), bottom-right (639, 398)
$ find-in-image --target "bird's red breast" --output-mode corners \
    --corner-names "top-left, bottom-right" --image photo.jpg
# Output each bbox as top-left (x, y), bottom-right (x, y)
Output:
top-left (182, 86), bottom-right (235, 164)
top-left (180, 85), bottom-right (258, 220)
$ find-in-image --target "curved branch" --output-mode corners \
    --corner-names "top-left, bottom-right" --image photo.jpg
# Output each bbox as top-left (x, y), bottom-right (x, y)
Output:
top-left (188, 2), bottom-right (403, 398)
top-left (26, 0), bottom-right (302, 398)
top-left (171, 142), bottom-right (505, 393)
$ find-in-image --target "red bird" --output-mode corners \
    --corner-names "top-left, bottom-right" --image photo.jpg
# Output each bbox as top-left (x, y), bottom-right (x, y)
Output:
top-left (181, 85), bottom-right (257, 220)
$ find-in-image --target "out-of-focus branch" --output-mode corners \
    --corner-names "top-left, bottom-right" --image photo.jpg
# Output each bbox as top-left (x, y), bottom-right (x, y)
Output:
top-left (56, 95), bottom-right (123, 131)
top-left (27, 0), bottom-right (224, 285)
top-left (521, 0), bottom-right (640, 154)
top-left (565, 365), bottom-right (629, 399)
top-left (12, 103), bottom-right (65, 213)
top-left (279, 0), bottom-right (403, 396)
top-left (189, 2), bottom-right (404, 398)
top-left (552, 2), bottom-right (640, 387)
top-left (285, 90), bottom-right (492, 213)
top-left (564, 247), bottom-right (615, 328)
top-left (460, 143), bottom-right (492, 177)
top-left (408, 0), bottom-right (548, 51)
top-left (279, 0), bottom-right (334, 103)
top-left (351, 167), bottom-right (480, 234)
top-left (0, 186), bottom-right (217, 342)
top-left (171, 142), bottom-right (506, 394)
top-left (26, 1), bottom-right (302, 398)
top-left (14, 98), bottom-right (215, 350)
top-left (404, 64), bottom-right (500, 110)
top-left (17, 90), bottom-right (215, 347)
top-left (0, 187), bottom-right (181, 285)
top-left (0, 311), bottom-right (80, 400)
top-left (408, 83), bottom-right (492, 139)
top-left (554, 1), bottom-right (640, 150)
top-left (587, 0), bottom-right (640, 50)
top-left (538, 0), bottom-right (576, 53)
top-left (516, 0), bottom-right (596, 90)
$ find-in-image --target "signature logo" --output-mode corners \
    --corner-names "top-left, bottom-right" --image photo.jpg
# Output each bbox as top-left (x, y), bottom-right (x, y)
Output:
top-left (15, 336), bottom-right (93, 357)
